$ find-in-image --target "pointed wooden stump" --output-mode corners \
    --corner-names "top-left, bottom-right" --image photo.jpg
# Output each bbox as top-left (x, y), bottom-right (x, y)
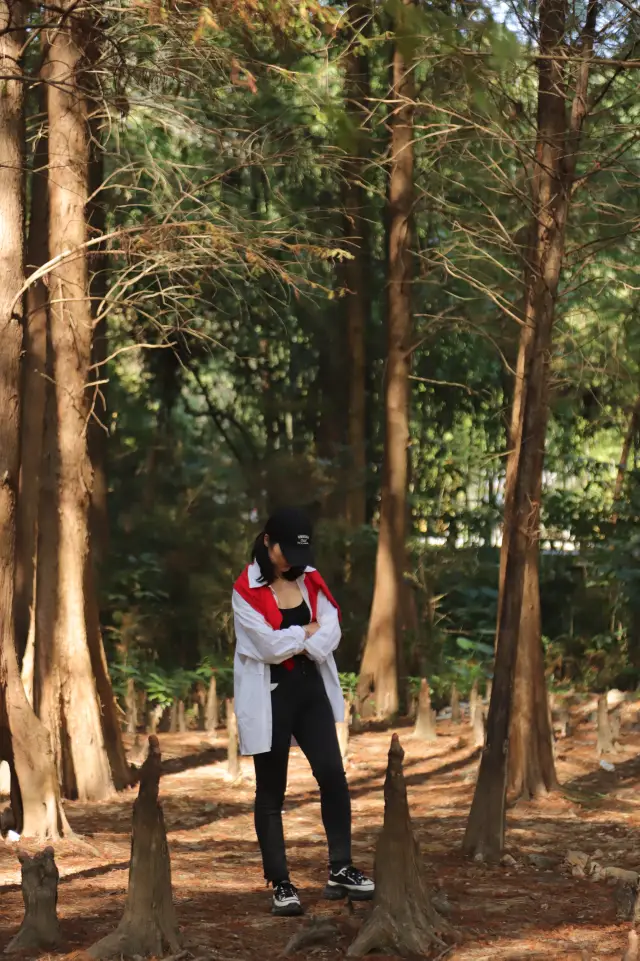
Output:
top-left (623, 928), bottom-right (639, 961)
top-left (597, 693), bottom-right (618, 756)
top-left (336, 721), bottom-right (349, 760)
top-left (347, 735), bottom-right (450, 957)
top-left (469, 679), bottom-right (479, 725)
top-left (413, 679), bottom-right (437, 742)
top-left (205, 674), bottom-right (218, 734)
top-left (226, 698), bottom-right (240, 779)
top-left (610, 706), bottom-right (622, 742)
top-left (451, 683), bottom-right (461, 723)
top-left (472, 702), bottom-right (486, 748)
top-left (5, 847), bottom-right (60, 953)
top-left (87, 737), bottom-right (180, 959)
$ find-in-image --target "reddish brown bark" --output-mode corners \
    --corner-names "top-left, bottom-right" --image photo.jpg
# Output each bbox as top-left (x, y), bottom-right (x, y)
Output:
top-left (205, 674), bottom-right (218, 733)
top-left (499, 0), bottom-right (598, 805)
top-left (0, 0), bottom-right (68, 840)
top-left (498, 226), bottom-right (557, 801)
top-left (85, 555), bottom-right (132, 790)
top-left (347, 736), bottom-right (447, 957)
top-left (14, 82), bottom-right (49, 664)
top-left (5, 847), bottom-right (60, 953)
top-left (87, 738), bottom-right (180, 959)
top-left (358, 0), bottom-right (414, 719)
top-left (507, 547), bottom-right (557, 799)
top-left (464, 0), bottom-right (598, 856)
top-left (33, 346), bottom-right (70, 795)
top-left (463, 336), bottom-right (545, 858)
top-left (413, 679), bottom-right (437, 742)
top-left (227, 699), bottom-right (240, 779)
top-left (44, 0), bottom-right (114, 801)
top-left (88, 137), bottom-right (109, 568)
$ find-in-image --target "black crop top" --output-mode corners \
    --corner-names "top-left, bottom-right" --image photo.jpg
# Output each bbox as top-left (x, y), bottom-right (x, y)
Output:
top-left (279, 600), bottom-right (311, 630)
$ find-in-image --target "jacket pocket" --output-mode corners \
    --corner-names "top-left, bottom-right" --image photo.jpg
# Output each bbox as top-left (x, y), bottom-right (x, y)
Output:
top-left (240, 656), bottom-right (264, 675)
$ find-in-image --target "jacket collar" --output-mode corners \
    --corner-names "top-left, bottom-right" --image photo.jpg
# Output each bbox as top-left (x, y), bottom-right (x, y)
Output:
top-left (247, 560), bottom-right (315, 589)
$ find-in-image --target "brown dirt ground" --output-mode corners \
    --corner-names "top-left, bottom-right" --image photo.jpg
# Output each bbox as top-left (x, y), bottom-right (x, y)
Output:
top-left (2, 702), bottom-right (640, 961)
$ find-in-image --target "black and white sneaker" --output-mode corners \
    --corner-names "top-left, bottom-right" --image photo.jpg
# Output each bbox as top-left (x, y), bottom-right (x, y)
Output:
top-left (272, 880), bottom-right (304, 917)
top-left (323, 865), bottom-right (374, 902)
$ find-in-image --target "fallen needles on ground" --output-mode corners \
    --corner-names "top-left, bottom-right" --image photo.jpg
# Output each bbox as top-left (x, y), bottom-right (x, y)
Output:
top-left (282, 921), bottom-right (340, 957)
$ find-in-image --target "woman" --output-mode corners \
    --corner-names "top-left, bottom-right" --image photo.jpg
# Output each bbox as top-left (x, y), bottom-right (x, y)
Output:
top-left (232, 506), bottom-right (374, 916)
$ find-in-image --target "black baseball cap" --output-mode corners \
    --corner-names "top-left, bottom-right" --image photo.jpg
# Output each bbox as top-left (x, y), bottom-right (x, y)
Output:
top-left (264, 507), bottom-right (314, 568)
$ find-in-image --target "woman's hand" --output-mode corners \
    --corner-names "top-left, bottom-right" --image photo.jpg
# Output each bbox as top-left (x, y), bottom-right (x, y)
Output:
top-left (304, 622), bottom-right (320, 639)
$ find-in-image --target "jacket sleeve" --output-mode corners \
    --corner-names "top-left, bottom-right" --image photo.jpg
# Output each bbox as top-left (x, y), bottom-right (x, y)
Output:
top-left (303, 590), bottom-right (341, 664)
top-left (232, 590), bottom-right (306, 665)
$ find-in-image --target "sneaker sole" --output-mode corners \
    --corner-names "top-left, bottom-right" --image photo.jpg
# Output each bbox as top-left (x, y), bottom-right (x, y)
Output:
top-left (322, 883), bottom-right (374, 902)
top-left (272, 902), bottom-right (305, 917)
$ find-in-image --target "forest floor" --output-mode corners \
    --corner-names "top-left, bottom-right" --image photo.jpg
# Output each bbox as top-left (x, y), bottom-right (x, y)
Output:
top-left (2, 699), bottom-right (640, 961)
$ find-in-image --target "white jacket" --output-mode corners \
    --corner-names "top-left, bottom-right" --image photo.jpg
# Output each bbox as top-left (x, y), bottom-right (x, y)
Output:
top-left (232, 562), bottom-right (345, 755)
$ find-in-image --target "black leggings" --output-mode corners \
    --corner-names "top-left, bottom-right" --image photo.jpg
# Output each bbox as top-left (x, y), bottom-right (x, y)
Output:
top-left (253, 656), bottom-right (351, 883)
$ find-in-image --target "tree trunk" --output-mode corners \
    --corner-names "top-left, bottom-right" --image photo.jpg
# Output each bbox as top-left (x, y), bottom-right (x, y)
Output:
top-left (342, 1), bottom-right (371, 529)
top-left (0, 1), bottom-right (69, 839)
top-left (85, 555), bottom-right (132, 789)
top-left (5, 848), bottom-right (60, 953)
top-left (33, 342), bottom-right (72, 797)
top-left (194, 683), bottom-right (205, 731)
top-left (44, 0), bottom-right (114, 802)
top-left (502, 302), bottom-right (557, 800)
top-left (613, 393), bottom-right (640, 510)
top-left (472, 701), bottom-right (486, 748)
top-left (358, 0), bottom-right (414, 720)
top-left (499, 235), bottom-right (557, 803)
top-left (126, 678), bottom-right (138, 735)
top-left (177, 699), bottom-right (187, 734)
top-left (347, 735), bottom-right (448, 957)
top-left (147, 704), bottom-right (164, 736)
top-left (413, 679), bottom-right (437, 742)
top-left (462, 393), bottom-right (537, 859)
top-left (495, 239), bottom-right (535, 635)
top-left (450, 683), bottom-right (461, 723)
top-left (169, 701), bottom-right (178, 734)
top-left (226, 698), bottom-right (240, 780)
top-left (21, 627), bottom-right (35, 706)
top-left (336, 720), bottom-right (349, 761)
top-left (83, 118), bottom-right (130, 788)
top-left (469, 680), bottom-right (479, 727)
top-left (461, 5), bottom-right (585, 837)
top-left (596, 693), bottom-right (616, 756)
top-left (610, 705), bottom-right (622, 742)
top-left (205, 674), bottom-right (218, 733)
top-left (87, 737), bottom-right (180, 960)
top-left (507, 547), bottom-right (557, 798)
top-left (88, 132), bottom-right (109, 568)
top-left (498, 0), bottom-right (598, 807)
top-left (14, 82), bottom-right (49, 663)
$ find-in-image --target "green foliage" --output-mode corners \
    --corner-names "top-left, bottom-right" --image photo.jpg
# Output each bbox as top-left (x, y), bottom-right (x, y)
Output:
top-left (339, 672), bottom-right (358, 700)
top-left (91, 0), bottom-right (640, 702)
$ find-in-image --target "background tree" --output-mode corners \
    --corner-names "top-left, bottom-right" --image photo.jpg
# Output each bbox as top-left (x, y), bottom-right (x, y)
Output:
top-left (36, 0), bottom-right (117, 801)
top-left (358, 0), bottom-right (416, 719)
top-left (0, 0), bottom-right (69, 839)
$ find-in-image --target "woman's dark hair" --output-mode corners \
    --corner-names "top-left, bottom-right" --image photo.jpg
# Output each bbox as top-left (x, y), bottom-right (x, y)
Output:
top-left (252, 533), bottom-right (305, 585)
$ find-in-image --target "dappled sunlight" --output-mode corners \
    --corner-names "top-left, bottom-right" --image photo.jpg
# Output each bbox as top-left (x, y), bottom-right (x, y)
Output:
top-left (1, 715), bottom-right (640, 957)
